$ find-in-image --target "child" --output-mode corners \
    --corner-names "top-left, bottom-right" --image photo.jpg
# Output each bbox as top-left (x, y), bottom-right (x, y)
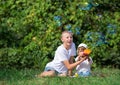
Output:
top-left (37, 31), bottom-right (88, 77)
top-left (74, 43), bottom-right (93, 77)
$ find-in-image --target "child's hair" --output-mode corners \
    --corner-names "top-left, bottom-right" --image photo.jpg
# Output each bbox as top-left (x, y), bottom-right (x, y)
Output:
top-left (77, 43), bottom-right (88, 54)
top-left (61, 31), bottom-right (73, 38)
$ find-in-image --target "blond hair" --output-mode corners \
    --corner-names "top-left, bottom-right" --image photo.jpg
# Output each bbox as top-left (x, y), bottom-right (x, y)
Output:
top-left (61, 31), bottom-right (73, 38)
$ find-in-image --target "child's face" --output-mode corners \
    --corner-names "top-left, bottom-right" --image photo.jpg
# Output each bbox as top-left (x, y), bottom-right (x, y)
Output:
top-left (61, 32), bottom-right (73, 47)
top-left (78, 47), bottom-right (86, 57)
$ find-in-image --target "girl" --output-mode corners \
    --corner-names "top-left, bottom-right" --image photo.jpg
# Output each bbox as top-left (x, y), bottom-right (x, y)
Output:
top-left (74, 43), bottom-right (93, 77)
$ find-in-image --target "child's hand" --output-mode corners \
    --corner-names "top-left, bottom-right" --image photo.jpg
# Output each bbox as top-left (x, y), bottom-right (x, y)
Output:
top-left (78, 52), bottom-right (84, 57)
top-left (80, 55), bottom-right (88, 61)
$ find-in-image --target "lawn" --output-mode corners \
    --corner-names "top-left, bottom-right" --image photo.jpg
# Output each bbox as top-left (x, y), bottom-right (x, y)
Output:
top-left (0, 68), bottom-right (120, 85)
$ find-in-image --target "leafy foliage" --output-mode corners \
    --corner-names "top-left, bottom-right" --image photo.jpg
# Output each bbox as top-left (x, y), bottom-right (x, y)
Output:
top-left (0, 0), bottom-right (120, 69)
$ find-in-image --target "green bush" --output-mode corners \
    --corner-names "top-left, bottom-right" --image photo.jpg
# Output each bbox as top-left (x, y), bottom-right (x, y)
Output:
top-left (0, 0), bottom-right (120, 69)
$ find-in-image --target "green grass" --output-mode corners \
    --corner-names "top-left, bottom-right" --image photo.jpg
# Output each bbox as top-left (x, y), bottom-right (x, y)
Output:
top-left (0, 68), bottom-right (120, 85)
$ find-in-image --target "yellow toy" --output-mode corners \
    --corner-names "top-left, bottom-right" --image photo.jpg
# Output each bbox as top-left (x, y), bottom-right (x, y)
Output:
top-left (83, 49), bottom-right (91, 56)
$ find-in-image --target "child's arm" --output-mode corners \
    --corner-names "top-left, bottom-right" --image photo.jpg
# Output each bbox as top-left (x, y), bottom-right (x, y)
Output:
top-left (63, 56), bottom-right (88, 70)
top-left (88, 57), bottom-right (90, 61)
top-left (88, 57), bottom-right (93, 64)
top-left (68, 56), bottom-right (74, 76)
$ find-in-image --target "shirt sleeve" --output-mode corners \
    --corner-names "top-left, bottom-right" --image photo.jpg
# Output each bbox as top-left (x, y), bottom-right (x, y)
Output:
top-left (89, 57), bottom-right (93, 65)
top-left (70, 42), bottom-right (76, 56)
top-left (55, 46), bottom-right (68, 62)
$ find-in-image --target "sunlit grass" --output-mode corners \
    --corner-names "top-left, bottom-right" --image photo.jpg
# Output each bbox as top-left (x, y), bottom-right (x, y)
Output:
top-left (0, 68), bottom-right (120, 85)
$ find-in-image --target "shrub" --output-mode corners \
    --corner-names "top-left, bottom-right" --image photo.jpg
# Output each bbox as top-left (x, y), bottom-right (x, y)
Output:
top-left (0, 0), bottom-right (120, 69)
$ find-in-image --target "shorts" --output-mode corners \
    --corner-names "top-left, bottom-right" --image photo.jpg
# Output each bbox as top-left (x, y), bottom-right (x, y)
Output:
top-left (44, 66), bottom-right (59, 75)
top-left (78, 71), bottom-right (91, 77)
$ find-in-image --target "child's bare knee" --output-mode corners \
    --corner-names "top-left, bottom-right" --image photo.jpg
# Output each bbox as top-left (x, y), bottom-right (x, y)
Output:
top-left (58, 73), bottom-right (67, 77)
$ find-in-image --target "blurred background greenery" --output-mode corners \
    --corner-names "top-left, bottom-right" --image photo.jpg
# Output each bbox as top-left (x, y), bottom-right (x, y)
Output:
top-left (0, 0), bottom-right (120, 69)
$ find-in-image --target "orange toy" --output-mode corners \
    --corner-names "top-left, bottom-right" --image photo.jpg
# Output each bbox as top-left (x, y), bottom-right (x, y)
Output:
top-left (83, 49), bottom-right (91, 55)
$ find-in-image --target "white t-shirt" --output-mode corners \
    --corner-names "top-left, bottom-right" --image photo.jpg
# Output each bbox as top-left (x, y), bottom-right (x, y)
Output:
top-left (75, 57), bottom-right (93, 73)
top-left (46, 43), bottom-right (76, 74)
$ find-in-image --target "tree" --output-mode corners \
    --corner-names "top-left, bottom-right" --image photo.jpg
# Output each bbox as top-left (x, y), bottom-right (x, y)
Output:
top-left (0, 0), bottom-right (120, 69)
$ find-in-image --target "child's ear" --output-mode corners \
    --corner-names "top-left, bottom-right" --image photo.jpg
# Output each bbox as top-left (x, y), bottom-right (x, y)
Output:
top-left (61, 38), bottom-right (64, 42)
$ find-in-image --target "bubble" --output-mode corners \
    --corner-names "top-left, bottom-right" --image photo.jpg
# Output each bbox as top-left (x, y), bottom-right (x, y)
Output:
top-left (65, 24), bottom-right (72, 30)
top-left (79, 2), bottom-right (93, 10)
top-left (107, 24), bottom-right (117, 34)
top-left (75, 27), bottom-right (80, 35)
top-left (91, 2), bottom-right (99, 6)
top-left (54, 16), bottom-right (62, 21)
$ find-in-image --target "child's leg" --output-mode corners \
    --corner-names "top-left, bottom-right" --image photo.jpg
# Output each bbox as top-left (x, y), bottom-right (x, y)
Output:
top-left (58, 73), bottom-right (67, 77)
top-left (37, 70), bottom-right (56, 77)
